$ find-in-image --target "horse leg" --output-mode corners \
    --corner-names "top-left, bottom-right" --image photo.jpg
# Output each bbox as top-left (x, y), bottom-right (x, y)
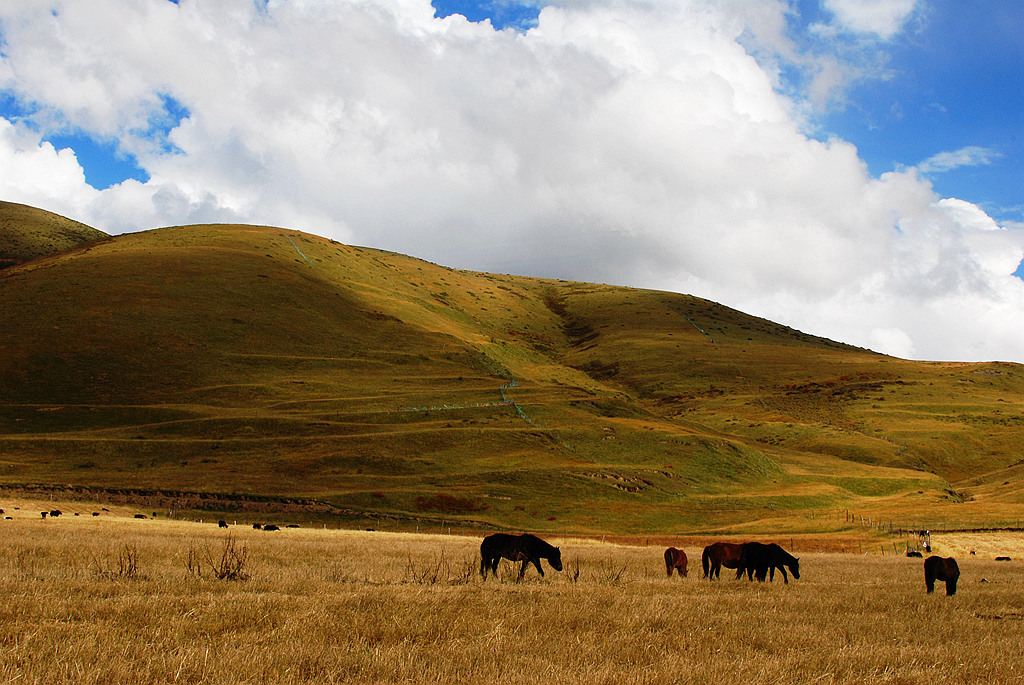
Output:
top-left (779, 566), bottom-right (788, 584)
top-left (517, 559), bottom-right (528, 581)
top-left (533, 558), bottom-right (545, 577)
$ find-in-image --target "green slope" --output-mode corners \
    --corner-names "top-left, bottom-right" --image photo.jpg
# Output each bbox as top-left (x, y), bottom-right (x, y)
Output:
top-left (0, 201), bottom-right (108, 268)
top-left (0, 210), bottom-right (1021, 534)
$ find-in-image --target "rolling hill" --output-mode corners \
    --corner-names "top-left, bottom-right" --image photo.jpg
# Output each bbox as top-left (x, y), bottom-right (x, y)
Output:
top-left (0, 200), bottom-right (108, 269)
top-left (1, 202), bottom-right (1021, 535)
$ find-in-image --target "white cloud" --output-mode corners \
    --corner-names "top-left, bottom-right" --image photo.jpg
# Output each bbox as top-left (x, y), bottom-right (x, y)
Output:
top-left (821, 0), bottom-right (919, 39)
top-left (1, 0), bottom-right (1022, 362)
top-left (0, 117), bottom-right (99, 213)
top-left (917, 146), bottom-right (1001, 174)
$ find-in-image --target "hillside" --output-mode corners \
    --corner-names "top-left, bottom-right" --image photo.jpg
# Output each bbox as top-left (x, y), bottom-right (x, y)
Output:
top-left (0, 209), bottom-right (1021, 534)
top-left (0, 201), bottom-right (108, 268)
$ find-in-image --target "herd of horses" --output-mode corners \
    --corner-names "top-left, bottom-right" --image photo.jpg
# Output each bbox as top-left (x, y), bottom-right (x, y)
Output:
top-left (480, 533), bottom-right (961, 595)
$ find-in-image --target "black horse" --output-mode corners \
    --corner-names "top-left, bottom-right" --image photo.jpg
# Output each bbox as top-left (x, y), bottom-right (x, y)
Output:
top-left (480, 533), bottom-right (562, 581)
top-left (924, 555), bottom-right (959, 595)
top-left (736, 542), bottom-right (800, 584)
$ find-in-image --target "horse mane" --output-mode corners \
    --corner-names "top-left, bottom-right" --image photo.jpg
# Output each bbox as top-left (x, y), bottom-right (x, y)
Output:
top-left (528, 533), bottom-right (558, 554)
top-left (773, 544), bottom-right (799, 565)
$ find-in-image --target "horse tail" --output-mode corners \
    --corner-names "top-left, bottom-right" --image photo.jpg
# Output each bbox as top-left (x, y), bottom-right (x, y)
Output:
top-left (702, 546), bottom-right (710, 578)
top-left (479, 537), bottom-right (493, 579)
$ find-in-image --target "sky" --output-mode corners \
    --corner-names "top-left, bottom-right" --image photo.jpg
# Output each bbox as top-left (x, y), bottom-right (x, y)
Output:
top-left (0, 0), bottom-right (1022, 363)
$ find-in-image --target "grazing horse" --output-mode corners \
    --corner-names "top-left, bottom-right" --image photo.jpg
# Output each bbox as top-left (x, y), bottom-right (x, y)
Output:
top-left (702, 542), bottom-right (744, 579)
top-left (924, 556), bottom-right (959, 595)
top-left (664, 547), bottom-right (688, 577)
top-left (480, 533), bottom-right (562, 581)
top-left (737, 542), bottom-right (800, 584)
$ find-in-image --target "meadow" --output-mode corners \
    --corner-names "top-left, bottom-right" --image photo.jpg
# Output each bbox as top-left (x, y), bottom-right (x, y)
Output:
top-left (2, 503), bottom-right (1022, 684)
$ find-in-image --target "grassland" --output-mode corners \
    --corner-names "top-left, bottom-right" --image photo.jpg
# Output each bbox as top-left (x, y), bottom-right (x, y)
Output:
top-left (1, 506), bottom-right (1022, 684)
top-left (0, 203), bottom-right (1022, 535)
top-left (0, 200), bottom-right (107, 269)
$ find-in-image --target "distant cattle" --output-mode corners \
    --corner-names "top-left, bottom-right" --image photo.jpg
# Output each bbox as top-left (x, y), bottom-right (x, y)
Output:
top-left (263, 524), bottom-right (280, 531)
top-left (92, 512), bottom-right (100, 517)
top-left (134, 514), bottom-right (148, 519)
top-left (924, 556), bottom-right (960, 596)
top-left (995, 556), bottom-right (1011, 562)
top-left (40, 511), bottom-right (48, 519)
top-left (4, 517), bottom-right (11, 520)
top-left (49, 510), bottom-right (62, 518)
top-left (664, 547), bottom-right (688, 577)
top-left (218, 520), bottom-right (228, 528)
top-left (0, 508), bottom-right (4, 514)
top-left (286, 524), bottom-right (300, 528)
top-left (906, 551), bottom-right (923, 558)
top-left (252, 523), bottom-right (262, 530)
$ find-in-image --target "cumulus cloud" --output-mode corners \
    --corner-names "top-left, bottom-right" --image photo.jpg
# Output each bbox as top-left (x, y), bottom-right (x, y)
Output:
top-left (0, 0), bottom-right (1022, 362)
top-left (0, 117), bottom-right (100, 213)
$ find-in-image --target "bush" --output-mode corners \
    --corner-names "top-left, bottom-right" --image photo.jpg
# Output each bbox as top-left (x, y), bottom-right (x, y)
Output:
top-left (414, 494), bottom-right (488, 514)
top-left (185, 534), bottom-right (249, 581)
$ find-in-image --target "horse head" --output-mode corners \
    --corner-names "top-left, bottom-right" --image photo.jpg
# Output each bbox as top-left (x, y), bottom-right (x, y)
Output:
top-left (550, 546), bottom-right (563, 572)
top-left (790, 557), bottom-right (800, 579)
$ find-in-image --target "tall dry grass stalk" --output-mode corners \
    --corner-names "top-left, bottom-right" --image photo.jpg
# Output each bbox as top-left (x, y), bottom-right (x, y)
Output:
top-left (0, 516), bottom-right (1021, 684)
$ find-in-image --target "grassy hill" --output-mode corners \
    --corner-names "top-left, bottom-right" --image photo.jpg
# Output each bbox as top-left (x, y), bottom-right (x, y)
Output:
top-left (1, 206), bottom-right (1021, 534)
top-left (0, 201), bottom-right (108, 269)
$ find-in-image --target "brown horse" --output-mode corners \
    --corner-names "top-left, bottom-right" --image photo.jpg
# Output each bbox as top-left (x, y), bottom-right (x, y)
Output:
top-left (664, 547), bottom-right (688, 577)
top-left (702, 542), bottom-right (744, 579)
top-left (924, 555), bottom-right (959, 595)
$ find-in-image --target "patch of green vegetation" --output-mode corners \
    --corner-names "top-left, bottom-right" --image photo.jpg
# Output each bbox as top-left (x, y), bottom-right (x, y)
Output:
top-left (1, 207), bottom-right (1022, 534)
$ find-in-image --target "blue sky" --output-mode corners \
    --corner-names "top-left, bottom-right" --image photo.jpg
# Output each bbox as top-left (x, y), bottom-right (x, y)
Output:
top-left (1, 0), bottom-right (1022, 361)
top-left (802, 0), bottom-right (1022, 226)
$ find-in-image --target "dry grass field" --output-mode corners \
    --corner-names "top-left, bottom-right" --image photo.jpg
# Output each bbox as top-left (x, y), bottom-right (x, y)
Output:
top-left (2, 505), bottom-right (1021, 684)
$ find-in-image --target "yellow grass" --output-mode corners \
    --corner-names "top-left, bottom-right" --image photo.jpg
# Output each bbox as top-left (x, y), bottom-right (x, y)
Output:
top-left (1, 507), bottom-right (1022, 684)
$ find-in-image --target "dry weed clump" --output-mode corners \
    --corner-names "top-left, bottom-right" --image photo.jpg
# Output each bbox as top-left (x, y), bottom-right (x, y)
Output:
top-left (185, 534), bottom-right (250, 581)
top-left (0, 516), bottom-right (1021, 684)
top-left (88, 542), bottom-right (143, 580)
